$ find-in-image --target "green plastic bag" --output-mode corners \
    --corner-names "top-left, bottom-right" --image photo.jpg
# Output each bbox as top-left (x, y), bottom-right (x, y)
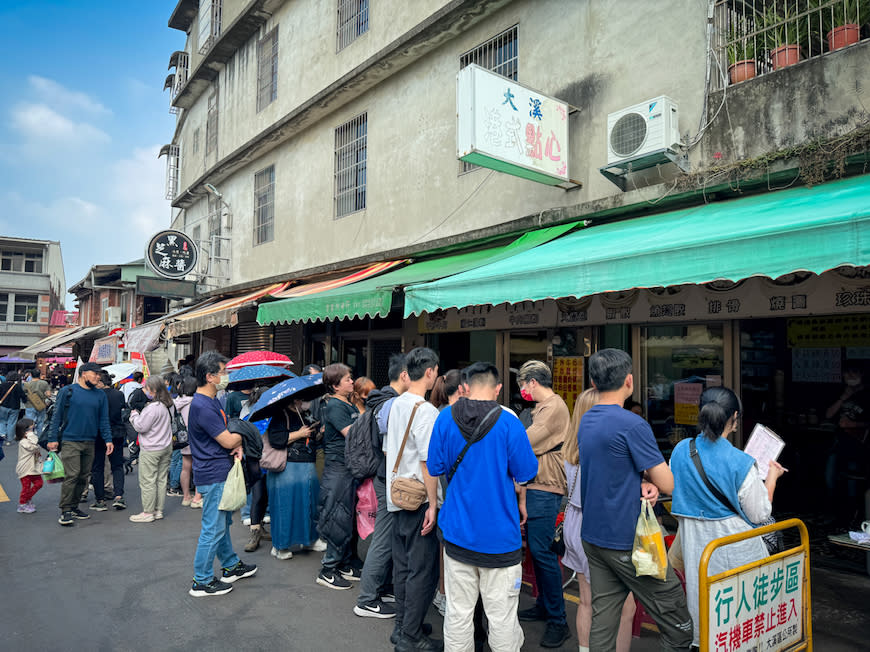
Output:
top-left (44, 451), bottom-right (65, 484)
top-left (218, 458), bottom-right (246, 512)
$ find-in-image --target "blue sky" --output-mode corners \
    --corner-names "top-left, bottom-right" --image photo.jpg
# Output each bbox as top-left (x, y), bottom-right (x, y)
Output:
top-left (0, 1), bottom-right (181, 307)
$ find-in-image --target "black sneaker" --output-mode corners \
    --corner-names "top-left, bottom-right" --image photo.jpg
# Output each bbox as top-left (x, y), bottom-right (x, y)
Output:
top-left (72, 508), bottom-right (91, 520)
top-left (517, 605), bottom-right (547, 622)
top-left (395, 634), bottom-right (444, 651)
top-left (221, 561), bottom-right (258, 583)
top-left (316, 569), bottom-right (352, 590)
top-left (113, 496), bottom-right (126, 510)
top-left (189, 578), bottom-right (234, 597)
top-left (90, 500), bottom-right (108, 511)
top-left (391, 623), bottom-right (432, 644)
top-left (167, 487), bottom-right (183, 497)
top-left (353, 599), bottom-right (397, 619)
top-left (58, 511), bottom-right (75, 527)
top-left (339, 566), bottom-right (362, 581)
top-left (540, 622), bottom-right (571, 648)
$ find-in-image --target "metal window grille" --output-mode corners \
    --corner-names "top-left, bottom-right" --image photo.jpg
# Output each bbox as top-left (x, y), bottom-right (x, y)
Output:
top-left (170, 51), bottom-right (190, 114)
top-left (165, 145), bottom-right (180, 200)
top-left (208, 195), bottom-right (222, 257)
top-left (206, 88), bottom-right (218, 155)
top-left (254, 165), bottom-right (276, 245)
top-left (257, 28), bottom-right (279, 112)
top-left (713, 0), bottom-right (867, 91)
top-left (459, 24), bottom-right (519, 173)
top-left (14, 294), bottom-right (39, 322)
top-left (337, 0), bottom-right (369, 51)
top-left (198, 0), bottom-right (222, 54)
top-left (334, 113), bottom-right (367, 218)
top-left (0, 294), bottom-right (7, 321)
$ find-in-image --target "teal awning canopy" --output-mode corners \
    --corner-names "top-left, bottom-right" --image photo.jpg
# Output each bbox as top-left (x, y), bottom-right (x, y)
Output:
top-left (403, 174), bottom-right (870, 316)
top-left (257, 222), bottom-right (579, 325)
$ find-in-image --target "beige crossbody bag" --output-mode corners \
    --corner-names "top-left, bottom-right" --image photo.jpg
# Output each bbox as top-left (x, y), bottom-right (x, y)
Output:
top-left (389, 401), bottom-right (428, 511)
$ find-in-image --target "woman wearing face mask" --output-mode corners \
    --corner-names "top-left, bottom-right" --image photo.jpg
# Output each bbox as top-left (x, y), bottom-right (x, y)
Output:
top-left (128, 376), bottom-right (175, 523)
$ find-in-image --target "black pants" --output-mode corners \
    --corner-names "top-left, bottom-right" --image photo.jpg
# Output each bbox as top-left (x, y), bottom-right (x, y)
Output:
top-left (92, 436), bottom-right (125, 501)
top-left (392, 504), bottom-right (440, 641)
top-left (245, 458), bottom-right (268, 526)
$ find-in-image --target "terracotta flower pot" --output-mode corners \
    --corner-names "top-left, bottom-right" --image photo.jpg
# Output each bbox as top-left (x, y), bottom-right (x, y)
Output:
top-left (728, 60), bottom-right (757, 84)
top-left (770, 44), bottom-right (801, 70)
top-left (827, 24), bottom-right (860, 51)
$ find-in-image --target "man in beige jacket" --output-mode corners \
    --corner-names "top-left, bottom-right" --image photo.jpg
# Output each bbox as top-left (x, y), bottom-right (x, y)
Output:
top-left (515, 360), bottom-right (571, 648)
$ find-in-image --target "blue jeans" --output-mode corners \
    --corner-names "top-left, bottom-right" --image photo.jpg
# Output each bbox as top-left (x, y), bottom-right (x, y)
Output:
top-left (525, 489), bottom-right (567, 625)
top-left (169, 449), bottom-right (183, 489)
top-left (24, 407), bottom-right (46, 434)
top-left (0, 406), bottom-right (19, 439)
top-left (193, 481), bottom-right (240, 584)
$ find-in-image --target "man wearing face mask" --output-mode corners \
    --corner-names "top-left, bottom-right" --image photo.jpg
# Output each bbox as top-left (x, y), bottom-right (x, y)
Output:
top-left (47, 362), bottom-right (114, 527)
top-left (188, 351), bottom-right (257, 597)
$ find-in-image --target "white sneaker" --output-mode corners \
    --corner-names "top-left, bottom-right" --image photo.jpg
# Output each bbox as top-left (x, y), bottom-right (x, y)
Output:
top-left (242, 517), bottom-right (251, 526)
top-left (271, 546), bottom-right (293, 560)
top-left (432, 591), bottom-right (446, 617)
top-left (154, 511), bottom-right (164, 520)
top-left (307, 538), bottom-right (328, 552)
top-left (129, 512), bottom-right (155, 523)
top-left (263, 515), bottom-right (271, 524)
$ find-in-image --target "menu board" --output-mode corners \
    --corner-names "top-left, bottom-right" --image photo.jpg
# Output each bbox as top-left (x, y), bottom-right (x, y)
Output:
top-left (553, 357), bottom-right (584, 414)
top-left (791, 347), bottom-right (841, 383)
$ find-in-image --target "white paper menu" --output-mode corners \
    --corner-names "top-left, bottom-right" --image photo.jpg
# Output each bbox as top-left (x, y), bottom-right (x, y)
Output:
top-left (744, 423), bottom-right (784, 478)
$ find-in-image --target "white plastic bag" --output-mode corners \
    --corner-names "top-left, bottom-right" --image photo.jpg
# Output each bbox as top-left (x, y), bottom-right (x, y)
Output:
top-left (218, 458), bottom-right (247, 512)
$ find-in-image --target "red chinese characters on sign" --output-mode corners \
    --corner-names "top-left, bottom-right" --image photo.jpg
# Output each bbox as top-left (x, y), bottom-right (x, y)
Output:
top-left (525, 123), bottom-right (542, 160)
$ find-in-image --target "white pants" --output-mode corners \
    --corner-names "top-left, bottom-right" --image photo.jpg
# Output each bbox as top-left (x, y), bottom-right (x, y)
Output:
top-left (443, 554), bottom-right (524, 652)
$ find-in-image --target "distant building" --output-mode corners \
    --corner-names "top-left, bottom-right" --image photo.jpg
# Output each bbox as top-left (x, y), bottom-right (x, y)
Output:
top-left (0, 237), bottom-right (65, 356)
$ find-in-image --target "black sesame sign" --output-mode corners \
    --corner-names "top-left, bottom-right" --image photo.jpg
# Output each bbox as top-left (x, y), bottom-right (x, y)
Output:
top-left (146, 230), bottom-right (198, 279)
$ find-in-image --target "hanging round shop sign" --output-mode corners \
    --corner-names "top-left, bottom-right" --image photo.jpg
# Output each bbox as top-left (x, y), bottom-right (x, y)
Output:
top-left (145, 229), bottom-right (198, 279)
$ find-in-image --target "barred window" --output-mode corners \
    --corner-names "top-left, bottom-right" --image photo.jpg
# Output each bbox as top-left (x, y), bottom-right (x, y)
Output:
top-left (713, 1), bottom-right (869, 91)
top-left (254, 165), bottom-right (275, 245)
top-left (198, 0), bottom-right (222, 54)
top-left (208, 195), bottom-right (222, 257)
top-left (459, 25), bottom-right (519, 173)
top-left (337, 0), bottom-right (369, 51)
top-left (334, 113), bottom-right (367, 218)
top-left (0, 293), bottom-right (7, 321)
top-left (206, 87), bottom-right (218, 155)
top-left (257, 27), bottom-right (279, 112)
top-left (161, 144), bottom-right (180, 200)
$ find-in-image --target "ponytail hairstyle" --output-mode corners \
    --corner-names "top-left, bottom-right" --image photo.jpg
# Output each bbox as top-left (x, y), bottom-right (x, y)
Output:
top-left (697, 386), bottom-right (742, 442)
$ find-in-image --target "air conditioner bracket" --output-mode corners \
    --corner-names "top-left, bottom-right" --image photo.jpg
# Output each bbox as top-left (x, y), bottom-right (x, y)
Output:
top-left (599, 147), bottom-right (689, 192)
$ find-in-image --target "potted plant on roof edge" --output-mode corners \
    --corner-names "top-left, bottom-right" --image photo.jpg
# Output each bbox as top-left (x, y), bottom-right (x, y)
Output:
top-left (762, 4), bottom-right (805, 70)
top-left (727, 25), bottom-right (757, 84)
top-left (826, 0), bottom-right (869, 51)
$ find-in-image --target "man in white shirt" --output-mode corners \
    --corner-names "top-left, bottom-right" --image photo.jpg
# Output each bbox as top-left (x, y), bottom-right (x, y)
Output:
top-left (384, 347), bottom-right (442, 652)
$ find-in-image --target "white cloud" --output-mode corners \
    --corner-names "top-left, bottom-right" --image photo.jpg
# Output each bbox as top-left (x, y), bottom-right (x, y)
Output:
top-left (28, 75), bottom-right (111, 116)
top-left (10, 102), bottom-right (110, 146)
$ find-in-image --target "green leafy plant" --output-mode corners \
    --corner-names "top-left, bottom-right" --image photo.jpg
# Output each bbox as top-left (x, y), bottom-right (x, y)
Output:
top-left (727, 23), bottom-right (757, 64)
top-left (808, 0), bottom-right (870, 29)
top-left (760, 3), bottom-right (806, 51)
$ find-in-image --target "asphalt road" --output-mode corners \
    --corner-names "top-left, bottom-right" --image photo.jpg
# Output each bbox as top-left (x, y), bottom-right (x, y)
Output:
top-left (1, 450), bottom-right (865, 651)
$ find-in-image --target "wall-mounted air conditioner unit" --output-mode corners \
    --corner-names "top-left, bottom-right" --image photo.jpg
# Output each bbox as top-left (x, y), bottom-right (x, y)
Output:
top-left (606, 96), bottom-right (681, 165)
top-left (104, 306), bottom-right (121, 324)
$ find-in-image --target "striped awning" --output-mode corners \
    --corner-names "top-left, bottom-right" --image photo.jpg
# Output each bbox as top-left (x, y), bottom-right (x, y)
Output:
top-left (268, 260), bottom-right (407, 299)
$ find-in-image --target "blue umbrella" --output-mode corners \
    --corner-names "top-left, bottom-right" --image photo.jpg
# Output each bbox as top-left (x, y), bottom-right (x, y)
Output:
top-left (248, 373), bottom-right (326, 421)
top-left (227, 364), bottom-right (296, 390)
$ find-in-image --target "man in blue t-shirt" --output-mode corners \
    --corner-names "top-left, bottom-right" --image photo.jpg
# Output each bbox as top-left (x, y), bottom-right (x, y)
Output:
top-left (428, 361), bottom-right (537, 652)
top-left (187, 351), bottom-right (257, 598)
top-left (579, 349), bottom-right (692, 651)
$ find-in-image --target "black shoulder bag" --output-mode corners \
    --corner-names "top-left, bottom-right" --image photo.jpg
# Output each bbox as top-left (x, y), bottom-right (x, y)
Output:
top-left (689, 438), bottom-right (782, 554)
top-left (446, 406), bottom-right (501, 483)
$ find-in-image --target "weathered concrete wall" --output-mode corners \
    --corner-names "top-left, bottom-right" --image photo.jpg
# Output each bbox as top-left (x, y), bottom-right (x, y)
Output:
top-left (167, 0), bottom-right (868, 288)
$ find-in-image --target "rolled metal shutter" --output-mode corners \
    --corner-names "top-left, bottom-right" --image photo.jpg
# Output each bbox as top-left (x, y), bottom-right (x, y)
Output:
top-left (234, 322), bottom-right (272, 354)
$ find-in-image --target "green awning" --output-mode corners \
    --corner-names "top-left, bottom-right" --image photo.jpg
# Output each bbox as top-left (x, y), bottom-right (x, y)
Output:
top-left (404, 174), bottom-right (870, 316)
top-left (257, 222), bottom-right (579, 325)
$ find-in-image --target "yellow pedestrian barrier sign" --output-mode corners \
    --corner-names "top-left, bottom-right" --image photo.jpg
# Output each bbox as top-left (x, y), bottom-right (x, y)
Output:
top-left (700, 519), bottom-right (812, 651)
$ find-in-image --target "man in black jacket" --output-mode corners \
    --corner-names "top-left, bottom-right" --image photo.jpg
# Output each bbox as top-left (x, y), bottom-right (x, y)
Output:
top-left (91, 371), bottom-right (127, 511)
top-left (354, 353), bottom-right (409, 619)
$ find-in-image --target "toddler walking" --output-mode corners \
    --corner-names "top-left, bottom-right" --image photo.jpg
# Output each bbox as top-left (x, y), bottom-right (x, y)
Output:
top-left (16, 418), bottom-right (43, 513)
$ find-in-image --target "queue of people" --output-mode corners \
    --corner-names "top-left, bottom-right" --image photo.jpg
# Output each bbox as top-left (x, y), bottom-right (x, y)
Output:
top-left (6, 346), bottom-right (790, 652)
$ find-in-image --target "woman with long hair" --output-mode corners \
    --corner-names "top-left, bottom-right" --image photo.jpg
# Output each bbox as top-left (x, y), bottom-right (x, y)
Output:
top-left (429, 369), bottom-right (463, 411)
top-left (129, 375), bottom-right (174, 523)
top-left (352, 377), bottom-right (375, 413)
top-left (563, 388), bottom-right (635, 652)
top-left (670, 386), bottom-right (785, 648)
top-left (174, 375), bottom-right (202, 509)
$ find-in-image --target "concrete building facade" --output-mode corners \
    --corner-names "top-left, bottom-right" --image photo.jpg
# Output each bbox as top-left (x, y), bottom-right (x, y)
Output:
top-left (0, 237), bottom-right (65, 356)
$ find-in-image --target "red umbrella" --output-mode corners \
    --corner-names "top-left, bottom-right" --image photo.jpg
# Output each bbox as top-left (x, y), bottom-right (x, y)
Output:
top-left (226, 350), bottom-right (293, 371)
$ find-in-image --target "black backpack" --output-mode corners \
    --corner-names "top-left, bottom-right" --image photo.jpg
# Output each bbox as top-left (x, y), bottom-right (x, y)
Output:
top-left (345, 402), bottom-right (383, 480)
top-left (170, 405), bottom-right (189, 450)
